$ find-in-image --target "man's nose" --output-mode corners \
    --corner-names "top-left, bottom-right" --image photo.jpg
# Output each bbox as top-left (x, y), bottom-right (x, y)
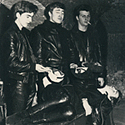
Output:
top-left (28, 18), bottom-right (32, 23)
top-left (59, 12), bottom-right (64, 17)
top-left (85, 16), bottom-right (89, 20)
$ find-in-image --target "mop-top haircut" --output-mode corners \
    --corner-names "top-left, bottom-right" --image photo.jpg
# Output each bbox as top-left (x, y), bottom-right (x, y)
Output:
top-left (44, 2), bottom-right (65, 20)
top-left (11, 1), bottom-right (38, 20)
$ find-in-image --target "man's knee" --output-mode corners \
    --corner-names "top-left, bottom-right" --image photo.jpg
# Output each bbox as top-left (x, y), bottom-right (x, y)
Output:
top-left (41, 84), bottom-right (70, 104)
top-left (62, 105), bottom-right (76, 121)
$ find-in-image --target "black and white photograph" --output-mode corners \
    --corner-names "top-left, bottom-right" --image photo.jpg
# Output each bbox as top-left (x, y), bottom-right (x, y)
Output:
top-left (0, 0), bottom-right (124, 125)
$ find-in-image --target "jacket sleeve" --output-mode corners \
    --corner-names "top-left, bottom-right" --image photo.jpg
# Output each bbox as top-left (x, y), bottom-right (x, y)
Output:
top-left (2, 32), bottom-right (35, 73)
top-left (30, 28), bottom-right (43, 65)
top-left (93, 30), bottom-right (102, 65)
top-left (68, 31), bottom-right (80, 64)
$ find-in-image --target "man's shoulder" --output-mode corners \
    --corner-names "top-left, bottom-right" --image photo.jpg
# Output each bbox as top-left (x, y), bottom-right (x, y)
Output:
top-left (62, 27), bottom-right (69, 33)
top-left (69, 25), bottom-right (79, 34)
top-left (3, 24), bottom-right (18, 38)
top-left (31, 23), bottom-right (46, 34)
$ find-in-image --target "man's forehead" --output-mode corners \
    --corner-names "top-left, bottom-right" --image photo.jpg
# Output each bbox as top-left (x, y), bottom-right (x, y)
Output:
top-left (79, 10), bottom-right (90, 15)
top-left (53, 7), bottom-right (64, 11)
top-left (21, 12), bottom-right (34, 16)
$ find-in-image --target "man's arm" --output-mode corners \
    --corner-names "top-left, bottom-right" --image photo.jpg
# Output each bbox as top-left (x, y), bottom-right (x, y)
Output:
top-left (68, 31), bottom-right (80, 65)
top-left (2, 32), bottom-right (50, 73)
top-left (30, 28), bottom-right (43, 65)
top-left (2, 33), bottom-right (36, 72)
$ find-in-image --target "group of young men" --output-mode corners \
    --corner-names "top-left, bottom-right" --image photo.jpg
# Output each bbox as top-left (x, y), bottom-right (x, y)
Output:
top-left (0, 1), bottom-right (121, 125)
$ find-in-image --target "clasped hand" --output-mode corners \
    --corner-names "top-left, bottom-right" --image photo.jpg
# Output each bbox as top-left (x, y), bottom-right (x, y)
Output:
top-left (35, 64), bottom-right (51, 73)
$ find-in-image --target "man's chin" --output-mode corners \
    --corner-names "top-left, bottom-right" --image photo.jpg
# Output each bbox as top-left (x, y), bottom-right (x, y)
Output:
top-left (56, 21), bottom-right (62, 24)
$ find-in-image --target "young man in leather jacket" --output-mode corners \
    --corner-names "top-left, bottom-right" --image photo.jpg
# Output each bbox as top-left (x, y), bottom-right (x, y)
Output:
top-left (1, 1), bottom-right (51, 116)
top-left (30, 2), bottom-right (76, 104)
top-left (69, 4), bottom-right (121, 125)
top-left (5, 2), bottom-right (76, 125)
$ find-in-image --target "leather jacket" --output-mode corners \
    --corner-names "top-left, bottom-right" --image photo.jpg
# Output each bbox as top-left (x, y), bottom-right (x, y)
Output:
top-left (70, 25), bottom-right (102, 65)
top-left (1, 23), bottom-right (36, 83)
top-left (30, 20), bottom-right (72, 74)
top-left (69, 25), bottom-right (105, 92)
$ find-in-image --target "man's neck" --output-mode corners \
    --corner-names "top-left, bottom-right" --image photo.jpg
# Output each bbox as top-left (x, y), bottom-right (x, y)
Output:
top-left (15, 19), bottom-right (23, 30)
top-left (78, 23), bottom-right (88, 32)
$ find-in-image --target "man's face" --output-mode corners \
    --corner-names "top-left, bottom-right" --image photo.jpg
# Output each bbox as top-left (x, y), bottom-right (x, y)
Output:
top-left (49, 7), bottom-right (64, 24)
top-left (76, 10), bottom-right (90, 26)
top-left (17, 12), bottom-right (34, 28)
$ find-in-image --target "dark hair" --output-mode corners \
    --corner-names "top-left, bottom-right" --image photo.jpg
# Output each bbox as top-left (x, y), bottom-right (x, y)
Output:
top-left (44, 2), bottom-right (65, 20)
top-left (11, 1), bottom-right (38, 20)
top-left (73, 4), bottom-right (91, 23)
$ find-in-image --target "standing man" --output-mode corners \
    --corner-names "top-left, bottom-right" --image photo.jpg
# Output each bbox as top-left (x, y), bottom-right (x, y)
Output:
top-left (69, 4), bottom-right (118, 125)
top-left (5, 2), bottom-right (76, 125)
top-left (1, 1), bottom-right (50, 116)
top-left (30, 2), bottom-right (74, 103)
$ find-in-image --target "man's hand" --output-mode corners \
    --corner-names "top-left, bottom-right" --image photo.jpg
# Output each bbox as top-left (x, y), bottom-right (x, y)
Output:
top-left (94, 62), bottom-right (102, 66)
top-left (97, 85), bottom-right (119, 101)
top-left (98, 77), bottom-right (104, 87)
top-left (48, 69), bottom-right (64, 83)
top-left (82, 98), bottom-right (92, 116)
top-left (35, 64), bottom-right (51, 73)
top-left (70, 63), bottom-right (78, 69)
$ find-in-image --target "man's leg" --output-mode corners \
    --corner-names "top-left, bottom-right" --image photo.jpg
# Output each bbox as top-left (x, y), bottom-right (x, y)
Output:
top-left (6, 91), bottom-right (75, 124)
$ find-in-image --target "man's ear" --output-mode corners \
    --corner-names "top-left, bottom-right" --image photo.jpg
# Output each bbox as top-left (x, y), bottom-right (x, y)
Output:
top-left (48, 11), bottom-right (52, 17)
top-left (16, 12), bottom-right (20, 19)
top-left (76, 16), bottom-right (79, 21)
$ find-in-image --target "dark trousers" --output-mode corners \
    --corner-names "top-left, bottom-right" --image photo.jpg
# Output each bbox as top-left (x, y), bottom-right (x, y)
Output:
top-left (6, 84), bottom-right (76, 125)
top-left (4, 77), bottom-right (36, 116)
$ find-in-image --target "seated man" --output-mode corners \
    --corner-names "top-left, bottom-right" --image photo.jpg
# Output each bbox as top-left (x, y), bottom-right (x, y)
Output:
top-left (69, 4), bottom-right (122, 125)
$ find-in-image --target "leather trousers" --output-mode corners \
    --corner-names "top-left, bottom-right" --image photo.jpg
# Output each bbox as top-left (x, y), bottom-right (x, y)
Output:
top-left (6, 84), bottom-right (76, 124)
top-left (4, 75), bottom-right (36, 116)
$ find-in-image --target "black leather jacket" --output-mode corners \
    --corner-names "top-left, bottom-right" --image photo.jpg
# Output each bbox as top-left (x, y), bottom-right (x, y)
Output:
top-left (69, 25), bottom-right (104, 88)
top-left (30, 20), bottom-right (72, 75)
top-left (1, 23), bottom-right (36, 82)
top-left (70, 25), bottom-right (102, 65)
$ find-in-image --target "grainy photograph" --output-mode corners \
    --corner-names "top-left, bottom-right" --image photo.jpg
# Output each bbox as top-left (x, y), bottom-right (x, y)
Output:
top-left (0, 0), bottom-right (124, 125)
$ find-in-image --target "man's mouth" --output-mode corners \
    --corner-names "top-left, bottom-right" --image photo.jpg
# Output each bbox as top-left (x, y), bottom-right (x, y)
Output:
top-left (58, 18), bottom-right (62, 20)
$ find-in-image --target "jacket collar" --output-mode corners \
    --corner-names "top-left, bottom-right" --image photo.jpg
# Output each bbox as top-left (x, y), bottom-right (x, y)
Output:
top-left (42, 20), bottom-right (62, 34)
top-left (11, 23), bottom-right (28, 33)
top-left (72, 24), bottom-right (91, 34)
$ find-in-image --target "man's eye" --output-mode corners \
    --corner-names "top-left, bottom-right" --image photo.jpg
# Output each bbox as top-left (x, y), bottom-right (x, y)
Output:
top-left (82, 15), bottom-right (86, 18)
